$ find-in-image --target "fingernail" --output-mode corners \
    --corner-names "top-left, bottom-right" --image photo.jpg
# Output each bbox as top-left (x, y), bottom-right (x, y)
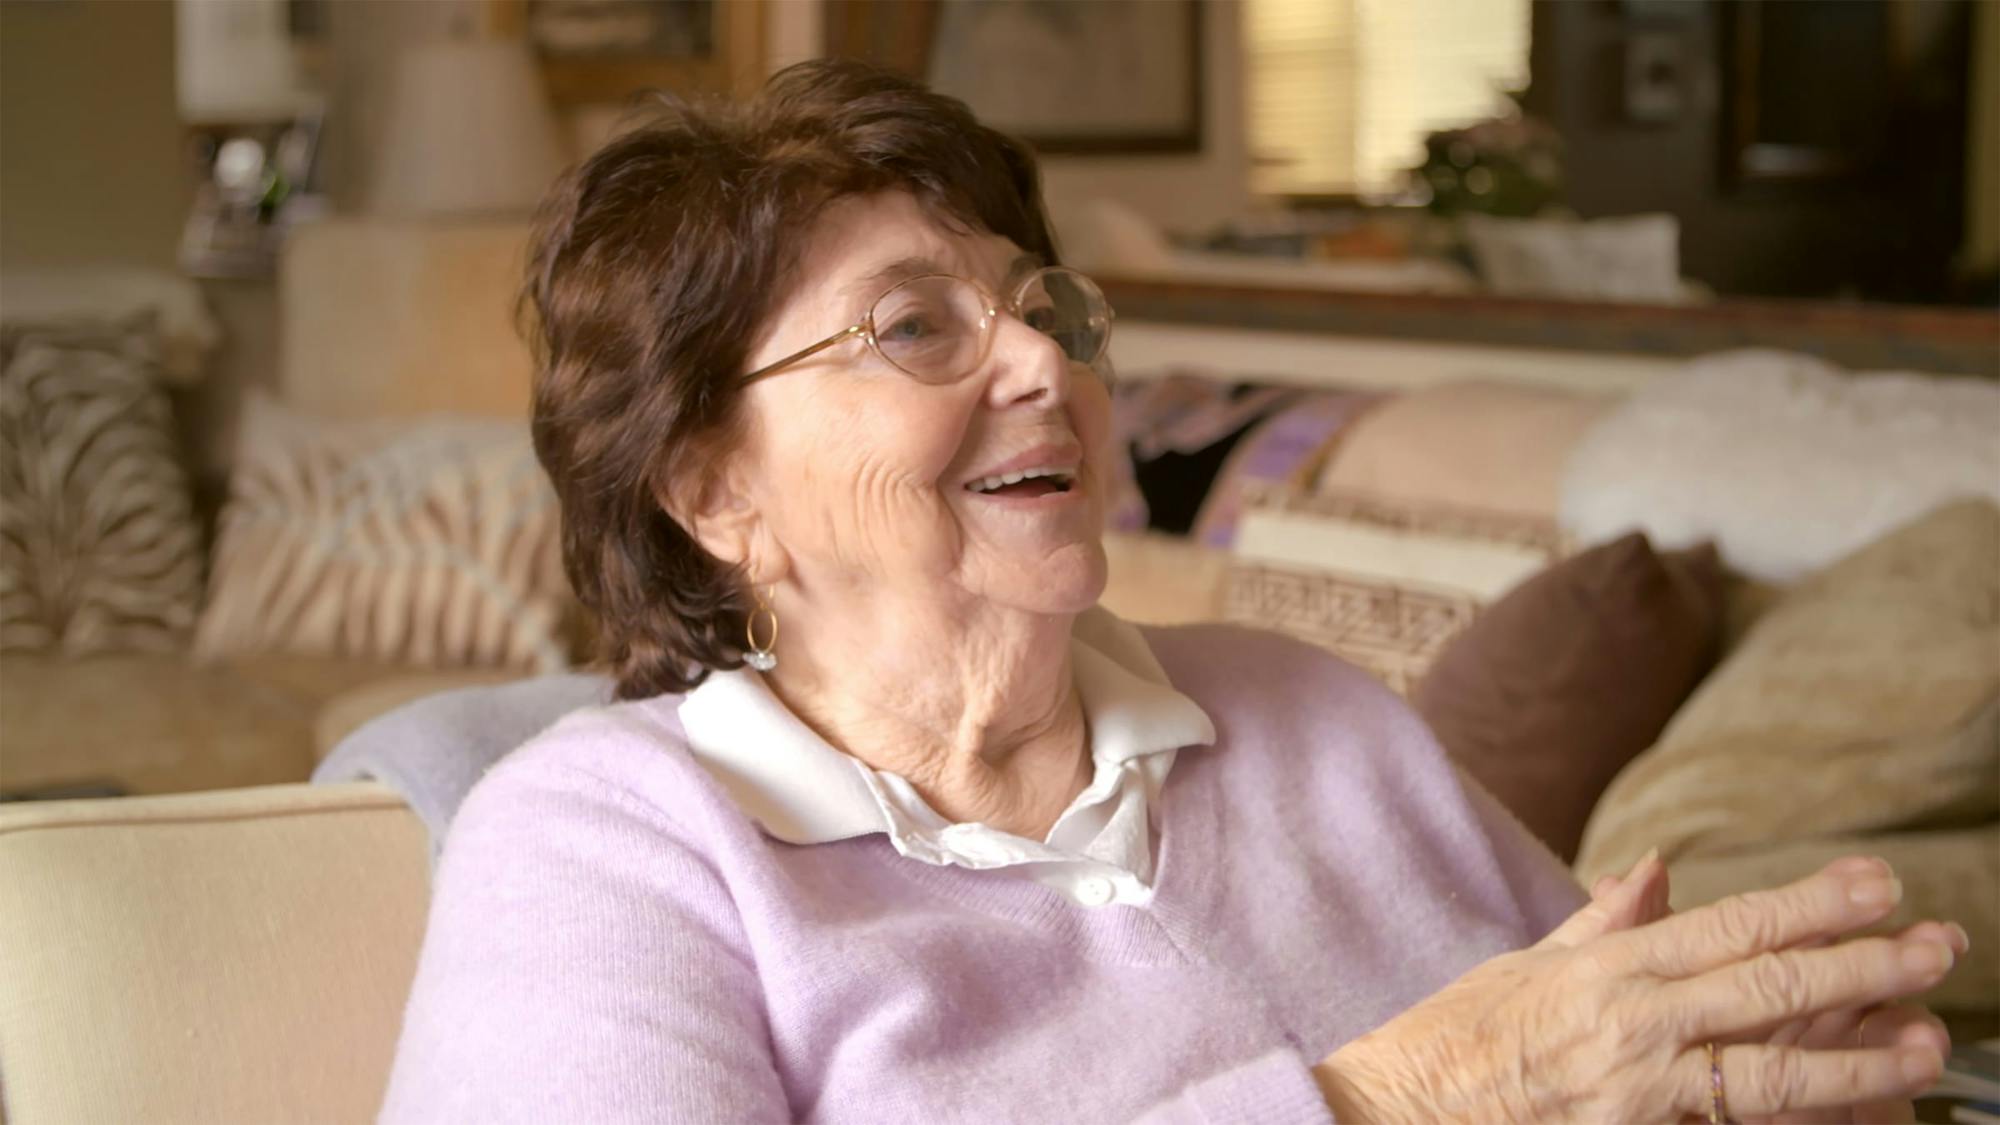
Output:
top-left (1830, 855), bottom-right (1889, 876)
top-left (1901, 1047), bottom-right (1941, 1086)
top-left (1629, 846), bottom-right (1660, 878)
top-left (1850, 875), bottom-right (1902, 909)
top-left (1902, 942), bottom-right (1952, 975)
top-left (1948, 922), bottom-right (1971, 954)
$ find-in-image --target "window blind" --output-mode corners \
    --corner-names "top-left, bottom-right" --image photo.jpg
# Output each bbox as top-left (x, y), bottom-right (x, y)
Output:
top-left (1247, 0), bottom-right (1531, 198)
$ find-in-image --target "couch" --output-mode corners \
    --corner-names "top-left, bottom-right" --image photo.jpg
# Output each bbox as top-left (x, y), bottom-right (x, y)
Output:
top-left (0, 782), bottom-right (427, 1123)
top-left (3, 218), bottom-right (1993, 1123)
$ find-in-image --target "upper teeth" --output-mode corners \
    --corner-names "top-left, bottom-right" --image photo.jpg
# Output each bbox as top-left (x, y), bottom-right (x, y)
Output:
top-left (969, 466), bottom-right (1073, 493)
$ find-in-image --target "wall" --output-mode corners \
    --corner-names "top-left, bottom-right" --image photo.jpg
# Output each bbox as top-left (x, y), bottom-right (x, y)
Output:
top-left (1032, 0), bottom-right (1252, 238)
top-left (0, 0), bottom-right (191, 270)
top-left (787, 0), bottom-right (1251, 239)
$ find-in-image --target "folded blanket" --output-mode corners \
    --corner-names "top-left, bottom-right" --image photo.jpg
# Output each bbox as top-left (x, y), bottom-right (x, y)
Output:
top-left (311, 673), bottom-right (614, 860)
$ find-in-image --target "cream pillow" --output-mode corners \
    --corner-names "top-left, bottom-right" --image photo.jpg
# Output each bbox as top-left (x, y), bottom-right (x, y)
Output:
top-left (1661, 825), bottom-right (1998, 1012)
top-left (1316, 381), bottom-right (1615, 522)
top-left (1578, 498), bottom-right (1999, 878)
top-left (195, 393), bottom-right (572, 673)
top-left (1225, 486), bottom-right (1570, 694)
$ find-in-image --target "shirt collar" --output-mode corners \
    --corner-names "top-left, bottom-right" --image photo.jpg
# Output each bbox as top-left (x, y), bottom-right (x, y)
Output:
top-left (674, 607), bottom-right (1215, 845)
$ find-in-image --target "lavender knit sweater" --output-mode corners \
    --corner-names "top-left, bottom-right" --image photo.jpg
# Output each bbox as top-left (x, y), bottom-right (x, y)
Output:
top-left (381, 625), bottom-right (1584, 1123)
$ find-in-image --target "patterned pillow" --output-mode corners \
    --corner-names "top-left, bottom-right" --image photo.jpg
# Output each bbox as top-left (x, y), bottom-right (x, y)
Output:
top-left (0, 330), bottom-right (204, 654)
top-left (1, 311), bottom-right (172, 375)
top-left (1222, 485), bottom-right (1570, 693)
top-left (194, 394), bottom-right (572, 673)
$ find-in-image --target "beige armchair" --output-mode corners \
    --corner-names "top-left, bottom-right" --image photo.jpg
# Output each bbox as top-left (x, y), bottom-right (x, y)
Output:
top-left (0, 783), bottom-right (429, 1123)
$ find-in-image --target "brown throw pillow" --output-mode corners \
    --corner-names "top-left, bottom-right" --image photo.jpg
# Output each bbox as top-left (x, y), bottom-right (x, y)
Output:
top-left (1412, 533), bottom-right (1725, 862)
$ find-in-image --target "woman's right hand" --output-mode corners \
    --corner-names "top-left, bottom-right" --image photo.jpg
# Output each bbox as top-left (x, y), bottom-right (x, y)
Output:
top-left (1312, 857), bottom-right (1961, 1124)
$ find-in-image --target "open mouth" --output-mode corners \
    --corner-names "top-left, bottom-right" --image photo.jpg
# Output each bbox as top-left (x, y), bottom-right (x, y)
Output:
top-left (965, 466), bottom-right (1076, 499)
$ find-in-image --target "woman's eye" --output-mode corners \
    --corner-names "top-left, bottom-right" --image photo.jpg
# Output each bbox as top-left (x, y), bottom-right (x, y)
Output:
top-left (881, 313), bottom-right (935, 342)
top-left (1023, 305), bottom-right (1058, 332)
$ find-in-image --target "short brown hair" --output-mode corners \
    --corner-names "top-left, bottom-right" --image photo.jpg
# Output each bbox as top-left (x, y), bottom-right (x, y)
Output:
top-left (522, 58), bottom-right (1059, 700)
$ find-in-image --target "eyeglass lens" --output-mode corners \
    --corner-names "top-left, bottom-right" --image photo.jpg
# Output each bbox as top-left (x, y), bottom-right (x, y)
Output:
top-left (870, 269), bottom-right (1110, 385)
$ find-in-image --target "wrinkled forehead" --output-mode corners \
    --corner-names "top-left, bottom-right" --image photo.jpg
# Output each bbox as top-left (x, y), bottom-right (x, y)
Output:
top-left (799, 192), bottom-right (1032, 310)
top-left (742, 190), bottom-right (1035, 374)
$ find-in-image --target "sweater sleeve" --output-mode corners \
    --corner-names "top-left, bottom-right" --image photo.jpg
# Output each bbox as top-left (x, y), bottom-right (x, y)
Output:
top-left (378, 756), bottom-right (792, 1125)
top-left (1453, 763), bottom-right (1589, 941)
top-left (1132, 1048), bottom-right (1337, 1125)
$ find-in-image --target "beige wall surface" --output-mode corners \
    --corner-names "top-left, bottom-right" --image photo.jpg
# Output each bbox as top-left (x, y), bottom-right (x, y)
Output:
top-left (1026, 0), bottom-right (1252, 239)
top-left (0, 0), bottom-right (191, 270)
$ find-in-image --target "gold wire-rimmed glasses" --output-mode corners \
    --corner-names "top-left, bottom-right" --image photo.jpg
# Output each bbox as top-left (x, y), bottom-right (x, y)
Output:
top-left (740, 266), bottom-right (1115, 386)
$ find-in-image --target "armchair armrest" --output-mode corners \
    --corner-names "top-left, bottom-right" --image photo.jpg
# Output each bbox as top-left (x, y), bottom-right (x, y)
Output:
top-left (0, 782), bottom-right (428, 1123)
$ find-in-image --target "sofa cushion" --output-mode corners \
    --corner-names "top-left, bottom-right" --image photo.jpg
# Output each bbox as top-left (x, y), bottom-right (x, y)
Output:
top-left (0, 782), bottom-right (428, 1123)
top-left (1099, 530), bottom-right (1231, 627)
top-left (1412, 534), bottom-right (1725, 863)
top-left (0, 651), bottom-right (416, 797)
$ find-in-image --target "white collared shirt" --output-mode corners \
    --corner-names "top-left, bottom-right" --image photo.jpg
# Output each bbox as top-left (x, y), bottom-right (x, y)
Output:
top-left (675, 608), bottom-right (1216, 907)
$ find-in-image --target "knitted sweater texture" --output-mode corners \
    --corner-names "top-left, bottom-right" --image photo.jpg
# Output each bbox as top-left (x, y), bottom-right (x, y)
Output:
top-left (381, 624), bottom-right (1584, 1123)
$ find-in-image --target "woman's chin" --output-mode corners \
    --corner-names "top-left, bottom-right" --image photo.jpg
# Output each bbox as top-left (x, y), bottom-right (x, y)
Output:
top-left (983, 538), bottom-right (1108, 618)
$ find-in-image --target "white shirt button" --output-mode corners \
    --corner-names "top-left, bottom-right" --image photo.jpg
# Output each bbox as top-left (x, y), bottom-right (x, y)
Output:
top-left (1074, 876), bottom-right (1115, 907)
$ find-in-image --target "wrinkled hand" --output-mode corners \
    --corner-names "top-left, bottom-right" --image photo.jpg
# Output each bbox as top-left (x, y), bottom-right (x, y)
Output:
top-left (1587, 855), bottom-right (1961, 1125)
top-left (1313, 856), bottom-right (1961, 1124)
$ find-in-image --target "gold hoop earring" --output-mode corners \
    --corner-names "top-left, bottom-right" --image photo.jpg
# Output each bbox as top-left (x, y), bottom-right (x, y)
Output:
top-left (744, 586), bottom-right (778, 672)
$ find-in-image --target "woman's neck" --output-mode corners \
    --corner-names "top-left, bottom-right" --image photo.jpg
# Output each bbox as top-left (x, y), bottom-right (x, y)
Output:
top-left (765, 595), bottom-right (1091, 840)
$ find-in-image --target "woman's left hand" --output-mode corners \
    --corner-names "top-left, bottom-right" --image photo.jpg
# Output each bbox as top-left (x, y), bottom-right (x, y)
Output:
top-left (1586, 855), bottom-right (1963, 1125)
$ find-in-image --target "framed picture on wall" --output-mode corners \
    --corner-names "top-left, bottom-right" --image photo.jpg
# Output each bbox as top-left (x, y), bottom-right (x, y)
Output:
top-left (922, 0), bottom-right (1203, 154)
top-left (487, 0), bottom-right (764, 103)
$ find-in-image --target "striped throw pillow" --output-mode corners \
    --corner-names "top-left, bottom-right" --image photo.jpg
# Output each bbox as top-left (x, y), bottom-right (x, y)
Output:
top-left (0, 333), bottom-right (204, 654)
top-left (193, 394), bottom-right (573, 673)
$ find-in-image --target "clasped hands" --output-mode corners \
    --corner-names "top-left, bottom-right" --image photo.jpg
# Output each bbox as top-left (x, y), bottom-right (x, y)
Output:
top-left (1314, 855), bottom-right (1963, 1124)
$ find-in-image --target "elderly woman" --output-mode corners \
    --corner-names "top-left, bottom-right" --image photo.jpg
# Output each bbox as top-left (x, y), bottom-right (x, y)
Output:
top-left (381, 60), bottom-right (1961, 1123)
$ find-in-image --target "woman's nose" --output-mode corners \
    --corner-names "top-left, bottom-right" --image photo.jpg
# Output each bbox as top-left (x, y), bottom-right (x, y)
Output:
top-left (980, 313), bottom-right (1070, 409)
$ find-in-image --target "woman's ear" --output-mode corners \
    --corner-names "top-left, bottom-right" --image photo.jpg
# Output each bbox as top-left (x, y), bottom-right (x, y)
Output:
top-left (658, 465), bottom-right (786, 583)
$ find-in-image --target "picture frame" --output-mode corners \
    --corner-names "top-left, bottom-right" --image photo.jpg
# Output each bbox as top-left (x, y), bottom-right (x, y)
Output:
top-left (487, 0), bottom-right (765, 105)
top-left (921, 0), bottom-right (1203, 155)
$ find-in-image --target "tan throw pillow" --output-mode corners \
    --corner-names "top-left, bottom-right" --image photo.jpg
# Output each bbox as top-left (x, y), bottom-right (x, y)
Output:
top-left (1666, 825), bottom-right (2000, 1013)
top-left (1315, 381), bottom-right (1615, 523)
top-left (0, 332), bottom-right (204, 654)
top-left (195, 394), bottom-right (572, 673)
top-left (1413, 535), bottom-right (1726, 862)
top-left (1577, 498), bottom-right (2000, 879)
top-left (1224, 486), bottom-right (1570, 694)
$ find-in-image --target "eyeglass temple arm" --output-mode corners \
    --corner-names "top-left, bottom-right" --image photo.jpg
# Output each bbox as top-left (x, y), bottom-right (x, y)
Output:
top-left (741, 324), bottom-right (868, 385)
